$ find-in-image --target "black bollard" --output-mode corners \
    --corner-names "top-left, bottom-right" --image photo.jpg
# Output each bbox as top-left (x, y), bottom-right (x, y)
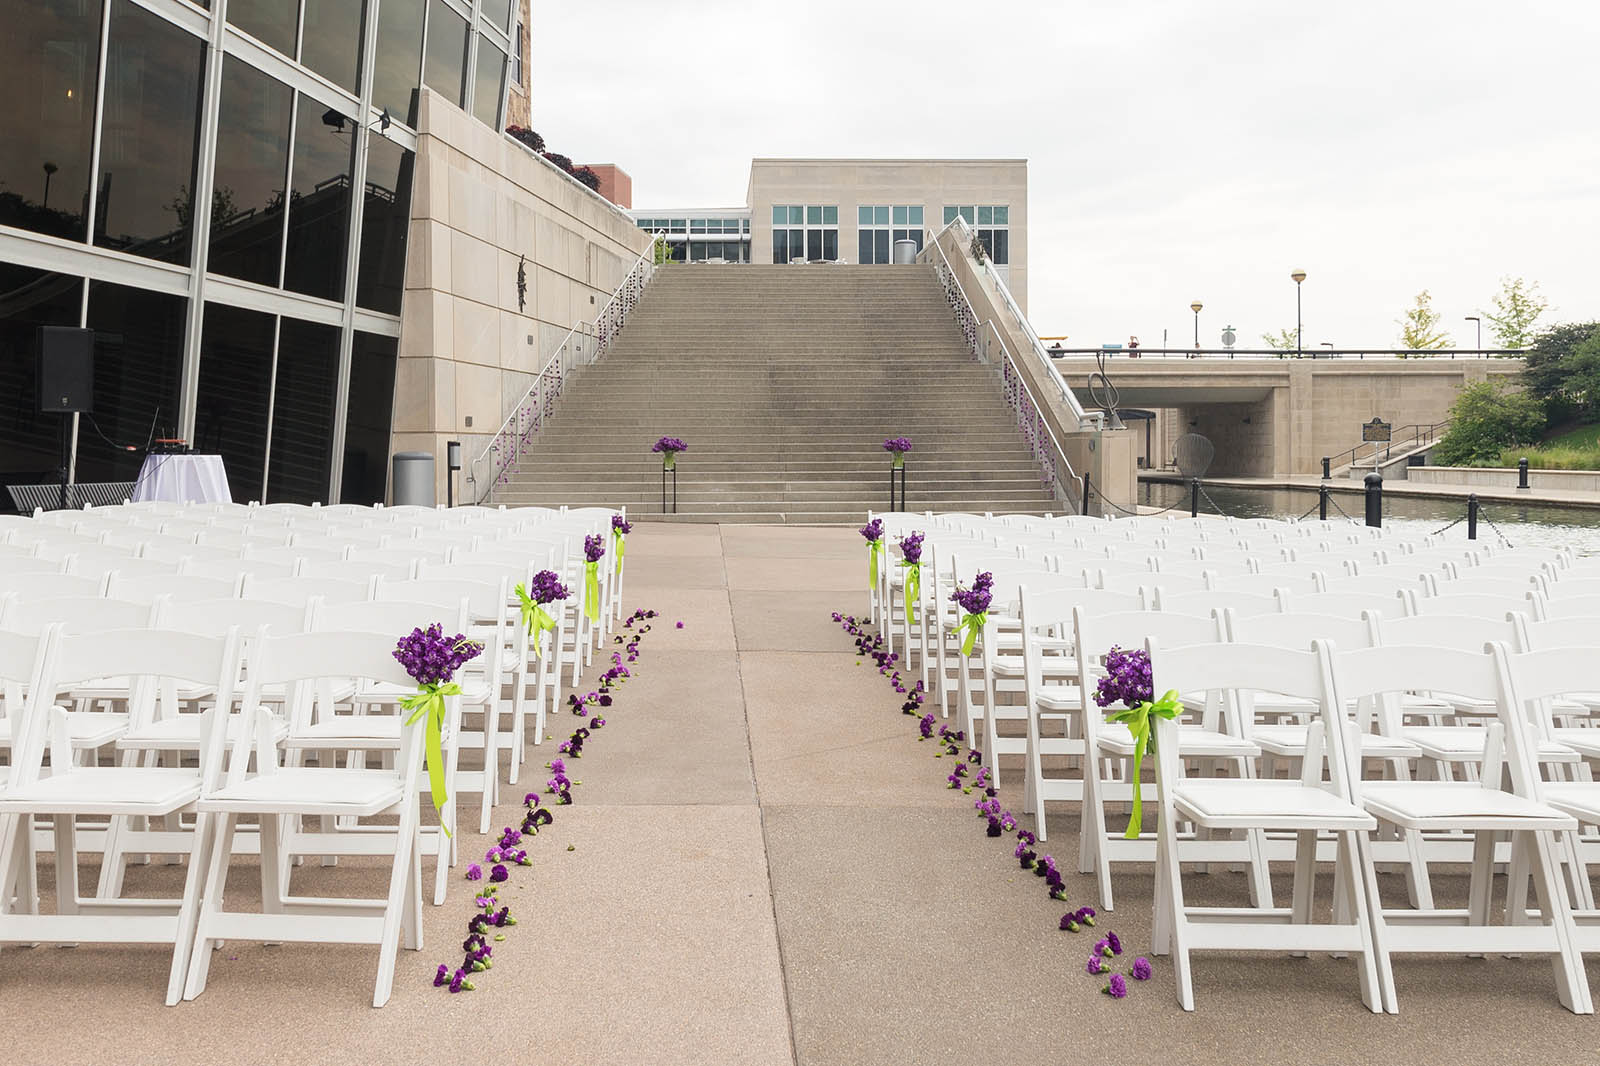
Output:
top-left (1321, 456), bottom-right (1331, 480)
top-left (1319, 483), bottom-right (1329, 521)
top-left (1467, 494), bottom-right (1479, 540)
top-left (1081, 473), bottom-right (1091, 516)
top-left (1518, 457), bottom-right (1530, 490)
top-left (1363, 472), bottom-right (1383, 528)
top-left (1190, 478), bottom-right (1201, 518)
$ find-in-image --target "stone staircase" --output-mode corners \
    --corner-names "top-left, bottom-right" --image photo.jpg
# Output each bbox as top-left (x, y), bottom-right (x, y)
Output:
top-left (492, 264), bottom-right (1064, 522)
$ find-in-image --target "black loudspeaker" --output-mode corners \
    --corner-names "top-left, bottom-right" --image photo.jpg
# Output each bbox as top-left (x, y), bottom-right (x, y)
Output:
top-left (37, 326), bottom-right (95, 413)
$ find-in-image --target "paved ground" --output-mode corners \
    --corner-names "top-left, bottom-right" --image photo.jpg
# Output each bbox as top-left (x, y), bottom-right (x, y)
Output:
top-left (9, 522), bottom-right (1600, 1065)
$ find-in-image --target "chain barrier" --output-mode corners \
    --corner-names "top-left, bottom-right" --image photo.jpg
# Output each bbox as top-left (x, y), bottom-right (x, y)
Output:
top-left (1430, 514), bottom-right (1467, 537)
top-left (1087, 481), bottom-right (1185, 518)
top-left (1477, 504), bottom-right (1515, 549)
top-left (1290, 499), bottom-right (1321, 523)
top-left (1325, 492), bottom-right (1357, 521)
top-left (1197, 482), bottom-right (1232, 518)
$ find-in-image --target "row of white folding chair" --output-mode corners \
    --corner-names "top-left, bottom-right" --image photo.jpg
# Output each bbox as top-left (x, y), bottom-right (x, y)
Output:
top-left (0, 624), bottom-right (436, 1005)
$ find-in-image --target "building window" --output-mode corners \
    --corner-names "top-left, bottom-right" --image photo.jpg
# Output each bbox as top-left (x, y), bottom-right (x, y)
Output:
top-left (857, 204), bottom-right (923, 264)
top-left (423, 0), bottom-right (468, 109)
top-left (373, 0), bottom-right (425, 127)
top-left (943, 204), bottom-right (1009, 265)
top-left (471, 34), bottom-right (506, 127)
top-left (208, 57), bottom-right (292, 287)
top-left (282, 92), bottom-right (352, 301)
top-left (771, 204), bottom-right (837, 264)
top-left (513, 18), bottom-right (524, 85)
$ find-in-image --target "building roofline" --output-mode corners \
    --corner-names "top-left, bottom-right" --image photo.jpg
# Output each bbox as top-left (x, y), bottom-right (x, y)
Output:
top-left (749, 157), bottom-right (1028, 165)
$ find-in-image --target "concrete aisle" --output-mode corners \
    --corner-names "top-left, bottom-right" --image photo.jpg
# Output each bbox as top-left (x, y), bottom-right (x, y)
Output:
top-left (11, 522), bottom-right (1600, 1066)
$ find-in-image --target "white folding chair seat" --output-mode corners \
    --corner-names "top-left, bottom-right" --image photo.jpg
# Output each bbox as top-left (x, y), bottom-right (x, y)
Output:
top-left (1173, 777), bottom-right (1378, 830)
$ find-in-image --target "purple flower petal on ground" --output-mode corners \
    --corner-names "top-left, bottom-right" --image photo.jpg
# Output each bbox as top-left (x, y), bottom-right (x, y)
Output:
top-left (434, 964), bottom-right (450, 986)
top-left (1059, 913), bottom-right (1080, 932)
top-left (1132, 957), bottom-right (1152, 980)
top-left (1107, 931), bottom-right (1122, 955)
top-left (465, 863), bottom-right (482, 881)
top-left (1105, 974), bottom-right (1127, 998)
top-left (1087, 955), bottom-right (1107, 975)
top-left (489, 864), bottom-right (508, 883)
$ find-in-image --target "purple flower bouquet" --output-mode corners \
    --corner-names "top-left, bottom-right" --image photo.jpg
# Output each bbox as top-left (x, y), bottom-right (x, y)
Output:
top-left (610, 513), bottom-right (631, 571)
top-left (1094, 645), bottom-right (1181, 838)
top-left (394, 623), bottom-right (484, 831)
top-left (897, 531), bottom-right (924, 624)
top-left (652, 436), bottom-right (688, 470)
top-left (582, 533), bottom-right (605, 623)
top-left (950, 570), bottom-right (994, 655)
top-left (514, 569), bottom-right (569, 659)
top-left (860, 517), bottom-right (885, 591)
top-left (883, 436), bottom-right (913, 469)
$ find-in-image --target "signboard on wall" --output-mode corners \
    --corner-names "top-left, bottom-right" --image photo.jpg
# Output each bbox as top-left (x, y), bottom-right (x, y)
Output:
top-left (1362, 417), bottom-right (1393, 443)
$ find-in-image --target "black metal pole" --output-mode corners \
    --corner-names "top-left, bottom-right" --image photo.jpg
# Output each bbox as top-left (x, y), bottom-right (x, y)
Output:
top-left (1467, 494), bottom-right (1479, 540)
top-left (1190, 478), bottom-right (1200, 518)
top-left (1082, 473), bottom-right (1091, 516)
top-left (899, 465), bottom-right (907, 513)
top-left (1518, 457), bottom-right (1530, 490)
top-left (662, 464), bottom-right (667, 514)
top-left (58, 415), bottom-right (69, 511)
top-left (1364, 472), bottom-right (1383, 528)
top-left (672, 466), bottom-right (678, 514)
top-left (1321, 456), bottom-right (1331, 480)
top-left (1319, 483), bottom-right (1329, 521)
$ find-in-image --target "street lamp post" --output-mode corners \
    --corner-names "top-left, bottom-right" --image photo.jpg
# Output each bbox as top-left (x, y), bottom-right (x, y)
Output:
top-left (1320, 341), bottom-right (1334, 358)
top-left (1291, 269), bottom-right (1307, 356)
top-left (1465, 315), bottom-right (1481, 351)
top-left (1190, 301), bottom-right (1203, 354)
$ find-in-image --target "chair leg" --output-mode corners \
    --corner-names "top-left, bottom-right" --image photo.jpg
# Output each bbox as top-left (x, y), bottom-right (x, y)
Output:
top-left (1526, 829), bottom-right (1595, 1015)
top-left (1155, 815), bottom-right (1194, 1010)
top-left (184, 812), bottom-right (238, 1001)
top-left (166, 810), bottom-right (215, 1007)
top-left (52, 814), bottom-right (80, 916)
top-left (1466, 830), bottom-right (1496, 953)
top-left (373, 808), bottom-right (422, 1008)
top-left (1337, 831), bottom-right (1389, 1014)
top-left (1289, 829), bottom-right (1317, 957)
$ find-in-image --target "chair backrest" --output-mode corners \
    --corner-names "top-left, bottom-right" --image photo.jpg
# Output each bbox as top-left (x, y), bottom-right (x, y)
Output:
top-left (0, 594), bottom-right (154, 634)
top-left (243, 544), bottom-right (347, 568)
top-left (322, 552), bottom-right (421, 580)
top-left (1285, 589), bottom-right (1396, 621)
top-left (1406, 590), bottom-right (1533, 619)
top-left (1206, 570), bottom-right (1318, 597)
top-left (1511, 615), bottom-right (1600, 654)
top-left (66, 552), bottom-right (181, 579)
top-left (107, 572), bottom-right (240, 604)
top-left (1374, 611), bottom-right (1518, 652)
top-left (1223, 609), bottom-right (1377, 651)
top-left (239, 573), bottom-right (374, 606)
top-left (0, 554), bottom-right (64, 577)
top-left (312, 597), bottom-right (470, 640)
top-left (1429, 574), bottom-right (1541, 600)
top-left (1541, 577), bottom-right (1600, 600)
top-left (0, 572), bottom-right (106, 600)
top-left (1494, 643), bottom-right (1600, 768)
top-left (154, 596), bottom-right (310, 639)
top-left (0, 627), bottom-right (53, 743)
top-left (179, 556), bottom-right (297, 581)
top-left (1533, 593), bottom-right (1600, 621)
top-left (1156, 587), bottom-right (1278, 618)
top-left (377, 577), bottom-right (507, 622)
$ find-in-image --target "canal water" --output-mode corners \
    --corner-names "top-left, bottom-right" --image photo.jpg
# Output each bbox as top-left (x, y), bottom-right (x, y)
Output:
top-left (1138, 481), bottom-right (1600, 556)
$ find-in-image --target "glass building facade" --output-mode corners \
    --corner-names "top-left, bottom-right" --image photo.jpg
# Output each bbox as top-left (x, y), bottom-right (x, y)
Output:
top-left (0, 0), bottom-right (517, 509)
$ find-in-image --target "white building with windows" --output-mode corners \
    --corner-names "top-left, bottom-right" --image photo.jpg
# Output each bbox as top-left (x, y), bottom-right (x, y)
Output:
top-left (632, 157), bottom-right (1028, 310)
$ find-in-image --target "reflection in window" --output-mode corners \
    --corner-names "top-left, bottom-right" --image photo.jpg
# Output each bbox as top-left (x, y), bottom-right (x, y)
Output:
top-left (0, 0), bottom-right (102, 242)
top-left (300, 0), bottom-right (362, 93)
top-left (95, 1), bottom-right (205, 265)
top-left (209, 58), bottom-right (292, 286)
top-left (228, 0), bottom-right (297, 56)
top-left (423, 0), bottom-right (468, 109)
top-left (481, 0), bottom-right (512, 34)
top-left (342, 332), bottom-right (398, 505)
top-left (283, 93), bottom-right (352, 301)
top-left (80, 282), bottom-right (186, 483)
top-left (472, 36), bottom-right (506, 127)
top-left (196, 303), bottom-right (275, 502)
top-left (0, 267), bottom-right (84, 498)
top-left (267, 317), bottom-right (340, 503)
top-left (373, 0), bottom-right (425, 126)
top-left (357, 136), bottom-right (414, 314)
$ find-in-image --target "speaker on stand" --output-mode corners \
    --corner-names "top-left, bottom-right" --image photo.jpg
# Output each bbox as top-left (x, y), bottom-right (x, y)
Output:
top-left (37, 326), bottom-right (95, 510)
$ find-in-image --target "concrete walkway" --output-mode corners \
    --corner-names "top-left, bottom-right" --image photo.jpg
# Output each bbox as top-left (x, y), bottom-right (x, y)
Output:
top-left (1143, 471), bottom-right (1600, 510)
top-left (11, 523), bottom-right (1600, 1065)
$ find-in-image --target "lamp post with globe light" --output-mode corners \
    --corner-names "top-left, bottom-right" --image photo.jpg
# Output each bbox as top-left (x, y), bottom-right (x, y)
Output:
top-left (1190, 301), bottom-right (1203, 355)
top-left (1465, 315), bottom-right (1481, 351)
top-left (1291, 270), bottom-right (1307, 356)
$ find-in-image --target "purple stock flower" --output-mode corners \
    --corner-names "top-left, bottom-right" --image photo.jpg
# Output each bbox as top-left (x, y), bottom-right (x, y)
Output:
top-left (393, 623), bottom-right (483, 686)
top-left (434, 964), bottom-right (450, 987)
top-left (1105, 974), bottom-right (1127, 999)
top-left (584, 534), bottom-right (606, 563)
top-left (652, 436), bottom-right (688, 455)
top-left (951, 571), bottom-right (994, 615)
top-left (676, 621), bottom-right (684, 628)
top-left (611, 514), bottom-right (632, 535)
top-left (1087, 955), bottom-right (1107, 975)
top-left (1075, 906), bottom-right (1097, 928)
top-left (1107, 932), bottom-right (1123, 955)
top-left (489, 864), bottom-right (508, 883)
top-left (985, 815), bottom-right (1003, 837)
top-left (897, 531), bottom-right (924, 565)
top-left (859, 518), bottom-right (885, 543)
top-left (882, 437), bottom-right (913, 455)
top-left (1094, 645), bottom-right (1154, 711)
top-left (465, 863), bottom-right (482, 881)
top-left (1060, 913), bottom-right (1080, 932)
top-left (1132, 957), bottom-right (1152, 981)
top-left (528, 569), bottom-right (570, 604)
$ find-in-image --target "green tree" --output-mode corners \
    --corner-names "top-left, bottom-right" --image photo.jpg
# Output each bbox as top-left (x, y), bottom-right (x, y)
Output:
top-left (1431, 380), bottom-right (1546, 465)
top-left (1521, 320), bottom-right (1600, 414)
top-left (1396, 289), bottom-right (1453, 350)
top-left (1261, 328), bottom-right (1299, 350)
top-left (1482, 276), bottom-right (1549, 349)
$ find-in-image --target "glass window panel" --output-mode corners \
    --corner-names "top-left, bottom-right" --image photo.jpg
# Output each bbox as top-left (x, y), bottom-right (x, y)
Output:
top-left (724, 219), bottom-right (738, 230)
top-left (822, 230), bottom-right (838, 261)
top-left (94, 1), bottom-right (205, 265)
top-left (891, 206), bottom-right (905, 226)
top-left (690, 219), bottom-right (705, 232)
top-left (978, 230), bottom-right (994, 259)
top-left (208, 58), bottom-right (292, 286)
top-left (874, 206), bottom-right (888, 225)
top-left (266, 317), bottom-right (339, 503)
top-left (669, 218), bottom-right (685, 229)
top-left (373, 0), bottom-right (425, 126)
top-left (873, 230), bottom-right (889, 265)
top-left (195, 303), bottom-right (275, 502)
top-left (743, 219), bottom-right (750, 233)
top-left (857, 231), bottom-right (872, 266)
top-left (482, 0), bottom-right (512, 33)
top-left (229, 0), bottom-right (297, 55)
top-left (805, 229), bottom-right (821, 261)
top-left (0, 0), bottom-right (102, 243)
top-left (283, 93), bottom-right (352, 301)
top-left (978, 205), bottom-right (993, 225)
top-left (771, 229), bottom-right (787, 264)
top-left (689, 241), bottom-right (706, 261)
top-left (78, 281), bottom-right (185, 483)
top-left (992, 228), bottom-right (1009, 265)
top-left (993, 205), bottom-right (1007, 225)
top-left (300, 0), bottom-right (361, 93)
top-left (787, 206), bottom-right (801, 224)
top-left (772, 205), bottom-right (786, 225)
top-left (911, 231), bottom-right (923, 253)
top-left (858, 206), bottom-right (872, 225)
top-left (423, 0), bottom-right (468, 108)
top-left (959, 206), bottom-right (974, 224)
top-left (471, 35), bottom-right (505, 126)
top-left (910, 206), bottom-right (923, 225)
top-left (823, 206), bottom-right (838, 225)
top-left (341, 331), bottom-right (397, 504)
top-left (0, 267), bottom-right (84, 497)
top-left (943, 207), bottom-right (957, 225)
top-left (356, 136), bottom-right (414, 314)
top-left (805, 205), bottom-right (821, 225)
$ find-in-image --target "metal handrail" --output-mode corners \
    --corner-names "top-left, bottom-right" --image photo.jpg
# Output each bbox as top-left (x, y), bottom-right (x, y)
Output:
top-left (920, 224), bottom-right (1082, 512)
top-left (467, 231), bottom-right (664, 503)
top-left (1328, 420), bottom-right (1450, 472)
top-left (1050, 347), bottom-right (1525, 361)
top-left (932, 216), bottom-right (1090, 424)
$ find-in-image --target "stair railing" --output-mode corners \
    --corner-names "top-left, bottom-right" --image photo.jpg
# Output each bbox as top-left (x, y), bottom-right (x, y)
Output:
top-left (467, 232), bottom-right (664, 504)
top-left (921, 223), bottom-right (1083, 513)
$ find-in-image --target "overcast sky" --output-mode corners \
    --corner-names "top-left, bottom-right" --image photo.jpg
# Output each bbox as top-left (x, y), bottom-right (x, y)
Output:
top-left (533, 0), bottom-right (1599, 350)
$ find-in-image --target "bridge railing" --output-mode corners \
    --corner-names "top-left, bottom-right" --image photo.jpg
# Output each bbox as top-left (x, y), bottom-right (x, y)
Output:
top-left (1050, 347), bottom-right (1525, 361)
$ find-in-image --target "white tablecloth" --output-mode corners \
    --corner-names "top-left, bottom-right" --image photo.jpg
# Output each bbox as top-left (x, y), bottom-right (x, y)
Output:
top-left (131, 454), bottom-right (233, 504)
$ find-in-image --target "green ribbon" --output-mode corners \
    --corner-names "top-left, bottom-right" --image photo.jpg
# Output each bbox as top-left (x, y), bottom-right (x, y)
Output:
top-left (514, 582), bottom-right (559, 660)
top-left (401, 681), bottom-right (462, 837)
top-left (584, 560), bottom-right (601, 623)
top-left (898, 560), bottom-right (921, 625)
top-left (867, 538), bottom-right (883, 590)
top-left (1105, 689), bottom-right (1183, 839)
top-left (954, 610), bottom-right (988, 656)
top-left (611, 528), bottom-right (626, 573)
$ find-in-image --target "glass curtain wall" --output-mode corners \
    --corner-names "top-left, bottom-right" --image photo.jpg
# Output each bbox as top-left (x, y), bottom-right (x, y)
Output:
top-left (771, 205), bottom-right (837, 264)
top-left (0, 0), bottom-right (515, 511)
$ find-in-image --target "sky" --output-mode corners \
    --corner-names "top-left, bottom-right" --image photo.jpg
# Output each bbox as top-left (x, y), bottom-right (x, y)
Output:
top-left (532, 0), bottom-right (1600, 350)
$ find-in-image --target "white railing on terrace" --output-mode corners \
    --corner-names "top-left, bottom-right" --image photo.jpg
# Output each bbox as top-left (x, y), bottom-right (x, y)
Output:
top-left (919, 223), bottom-right (1083, 513)
top-left (467, 233), bottom-right (663, 504)
top-left (934, 216), bottom-right (1090, 425)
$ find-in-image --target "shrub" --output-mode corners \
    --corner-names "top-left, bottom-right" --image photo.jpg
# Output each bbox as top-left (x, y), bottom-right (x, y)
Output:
top-left (1431, 380), bottom-right (1546, 466)
top-left (1489, 444), bottom-right (1600, 471)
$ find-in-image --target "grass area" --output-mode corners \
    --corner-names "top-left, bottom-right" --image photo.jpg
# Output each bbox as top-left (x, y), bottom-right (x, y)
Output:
top-left (1489, 443), bottom-right (1600, 470)
top-left (1544, 422), bottom-right (1600, 449)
